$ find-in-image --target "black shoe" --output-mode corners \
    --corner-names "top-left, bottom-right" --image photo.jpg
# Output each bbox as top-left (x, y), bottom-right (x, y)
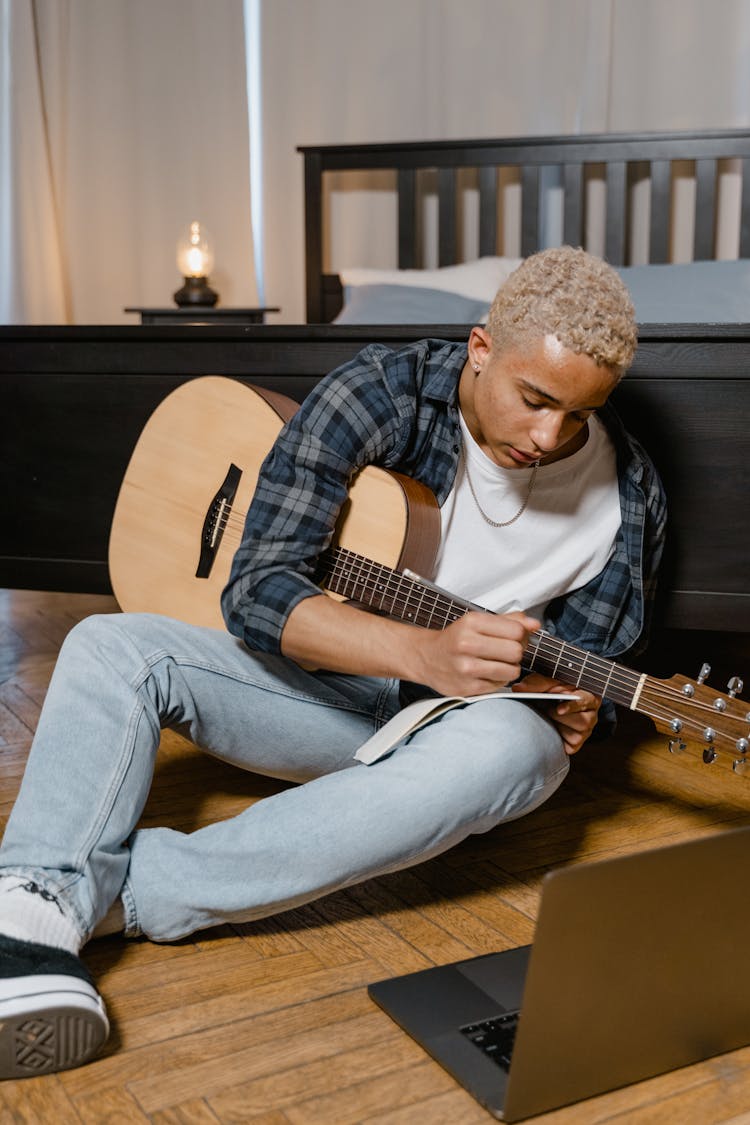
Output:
top-left (0, 934), bottom-right (108, 1078)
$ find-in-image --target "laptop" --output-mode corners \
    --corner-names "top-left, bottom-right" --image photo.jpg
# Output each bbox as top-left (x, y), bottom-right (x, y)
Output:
top-left (369, 824), bottom-right (750, 1121)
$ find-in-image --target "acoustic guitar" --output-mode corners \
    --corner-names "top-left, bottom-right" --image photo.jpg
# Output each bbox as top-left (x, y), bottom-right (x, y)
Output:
top-left (109, 376), bottom-right (750, 770)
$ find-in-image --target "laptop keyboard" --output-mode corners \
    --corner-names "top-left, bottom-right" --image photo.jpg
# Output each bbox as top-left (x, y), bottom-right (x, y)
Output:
top-left (460, 1011), bottom-right (520, 1071)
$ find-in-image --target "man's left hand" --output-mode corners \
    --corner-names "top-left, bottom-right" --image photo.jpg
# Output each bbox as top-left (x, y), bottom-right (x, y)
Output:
top-left (512, 672), bottom-right (602, 755)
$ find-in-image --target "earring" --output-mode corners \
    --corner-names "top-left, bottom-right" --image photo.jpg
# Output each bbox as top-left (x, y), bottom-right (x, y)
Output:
top-left (473, 364), bottom-right (481, 373)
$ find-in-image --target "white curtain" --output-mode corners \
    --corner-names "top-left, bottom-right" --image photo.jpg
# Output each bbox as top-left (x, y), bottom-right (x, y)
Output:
top-left (1, 0), bottom-right (257, 324)
top-left (3, 0), bottom-right (750, 324)
top-left (260, 0), bottom-right (750, 322)
top-left (0, 0), bottom-right (69, 321)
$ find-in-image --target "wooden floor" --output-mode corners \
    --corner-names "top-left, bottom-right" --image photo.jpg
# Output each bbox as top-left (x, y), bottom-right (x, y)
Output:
top-left (2, 588), bottom-right (750, 1124)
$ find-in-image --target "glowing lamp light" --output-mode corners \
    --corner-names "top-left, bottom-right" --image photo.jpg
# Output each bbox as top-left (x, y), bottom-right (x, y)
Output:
top-left (173, 221), bottom-right (219, 306)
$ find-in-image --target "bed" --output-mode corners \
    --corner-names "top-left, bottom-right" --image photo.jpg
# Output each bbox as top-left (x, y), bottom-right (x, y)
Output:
top-left (298, 128), bottom-right (750, 324)
top-left (1, 128), bottom-right (749, 636)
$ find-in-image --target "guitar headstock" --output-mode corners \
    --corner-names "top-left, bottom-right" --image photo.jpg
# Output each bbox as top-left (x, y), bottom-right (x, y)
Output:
top-left (646, 666), bottom-right (750, 771)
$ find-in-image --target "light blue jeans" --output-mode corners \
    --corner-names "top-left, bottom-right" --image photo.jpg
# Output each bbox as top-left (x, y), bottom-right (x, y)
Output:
top-left (0, 613), bottom-right (569, 944)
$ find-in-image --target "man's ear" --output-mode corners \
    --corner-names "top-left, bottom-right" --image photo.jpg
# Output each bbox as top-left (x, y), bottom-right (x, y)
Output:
top-left (468, 325), bottom-right (493, 371)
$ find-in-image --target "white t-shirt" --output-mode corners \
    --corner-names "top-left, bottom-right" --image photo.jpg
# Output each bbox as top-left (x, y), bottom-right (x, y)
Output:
top-left (432, 412), bottom-right (621, 619)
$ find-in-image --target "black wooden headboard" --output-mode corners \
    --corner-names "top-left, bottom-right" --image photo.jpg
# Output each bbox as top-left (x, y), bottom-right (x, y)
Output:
top-left (298, 128), bottom-right (750, 322)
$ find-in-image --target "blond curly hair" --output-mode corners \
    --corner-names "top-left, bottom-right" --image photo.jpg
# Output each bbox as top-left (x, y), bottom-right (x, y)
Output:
top-left (485, 246), bottom-right (637, 378)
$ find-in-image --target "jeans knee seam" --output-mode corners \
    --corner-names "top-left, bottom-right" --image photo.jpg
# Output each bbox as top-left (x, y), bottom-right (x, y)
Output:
top-left (71, 698), bottom-right (145, 874)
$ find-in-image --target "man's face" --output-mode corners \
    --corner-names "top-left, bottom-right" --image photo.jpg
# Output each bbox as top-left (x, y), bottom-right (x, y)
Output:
top-left (460, 331), bottom-right (618, 469)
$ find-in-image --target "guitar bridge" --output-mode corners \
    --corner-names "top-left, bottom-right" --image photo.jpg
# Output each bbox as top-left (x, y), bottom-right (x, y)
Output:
top-left (196, 463), bottom-right (242, 579)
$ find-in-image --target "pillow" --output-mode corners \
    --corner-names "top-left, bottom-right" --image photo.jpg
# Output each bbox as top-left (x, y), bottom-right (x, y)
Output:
top-left (339, 256), bottom-right (522, 303)
top-left (333, 283), bottom-right (490, 324)
top-left (617, 260), bottom-right (750, 323)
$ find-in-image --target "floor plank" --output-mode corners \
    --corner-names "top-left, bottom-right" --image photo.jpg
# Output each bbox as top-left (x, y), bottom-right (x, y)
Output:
top-left (1, 589), bottom-right (749, 1123)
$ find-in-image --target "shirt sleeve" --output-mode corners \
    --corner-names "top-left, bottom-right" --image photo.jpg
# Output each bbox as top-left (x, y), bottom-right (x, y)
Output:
top-left (221, 346), bottom-right (409, 652)
top-left (632, 449), bottom-right (668, 656)
top-left (593, 447), bottom-right (667, 737)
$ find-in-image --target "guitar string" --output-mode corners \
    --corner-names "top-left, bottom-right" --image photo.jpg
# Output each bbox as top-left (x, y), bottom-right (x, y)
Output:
top-left (219, 519), bottom-right (649, 695)
top-left (323, 548), bottom-right (638, 681)
top-left (320, 557), bottom-right (653, 700)
top-left (322, 552), bottom-right (746, 731)
top-left (211, 519), bottom-right (664, 706)
top-left (215, 513), bottom-right (733, 711)
top-left (214, 520), bottom-right (744, 738)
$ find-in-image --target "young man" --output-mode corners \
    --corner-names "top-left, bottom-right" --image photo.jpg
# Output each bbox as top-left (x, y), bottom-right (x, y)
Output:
top-left (0, 247), bottom-right (666, 1077)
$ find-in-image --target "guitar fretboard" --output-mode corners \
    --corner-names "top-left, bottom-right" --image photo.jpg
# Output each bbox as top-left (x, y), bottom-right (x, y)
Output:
top-left (319, 546), bottom-right (644, 709)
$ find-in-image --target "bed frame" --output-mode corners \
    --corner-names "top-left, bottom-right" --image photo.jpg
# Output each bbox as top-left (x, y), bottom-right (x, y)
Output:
top-left (2, 129), bottom-right (749, 638)
top-left (298, 128), bottom-right (750, 321)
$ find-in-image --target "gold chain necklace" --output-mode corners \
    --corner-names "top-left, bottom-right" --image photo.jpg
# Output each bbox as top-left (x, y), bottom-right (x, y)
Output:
top-left (464, 454), bottom-right (540, 528)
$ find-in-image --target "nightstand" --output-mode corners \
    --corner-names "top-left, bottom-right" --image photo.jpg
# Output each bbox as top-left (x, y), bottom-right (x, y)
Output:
top-left (125, 307), bottom-right (280, 325)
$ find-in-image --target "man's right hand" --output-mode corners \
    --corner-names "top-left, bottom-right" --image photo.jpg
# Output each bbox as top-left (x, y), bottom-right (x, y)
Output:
top-left (282, 595), bottom-right (538, 699)
top-left (412, 610), bottom-right (540, 697)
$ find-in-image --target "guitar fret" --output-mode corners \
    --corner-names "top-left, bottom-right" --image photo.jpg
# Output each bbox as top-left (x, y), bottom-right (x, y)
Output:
top-left (348, 558), bottom-right (362, 603)
top-left (412, 582), bottom-right (428, 626)
top-left (424, 591), bottom-right (444, 628)
top-left (403, 571), bottom-right (419, 623)
top-left (449, 601), bottom-right (465, 626)
top-left (376, 565), bottom-right (393, 612)
top-left (424, 588), bottom-right (437, 629)
top-left (354, 555), bottom-right (370, 603)
top-left (554, 644), bottom-right (584, 684)
top-left (393, 571), bottom-right (408, 620)
top-left (342, 558), bottom-right (356, 600)
top-left (377, 564), bottom-right (390, 612)
top-left (551, 640), bottom-right (566, 679)
top-left (337, 560), bottom-right (353, 598)
top-left (525, 631), bottom-right (543, 671)
top-left (415, 588), bottom-right (436, 628)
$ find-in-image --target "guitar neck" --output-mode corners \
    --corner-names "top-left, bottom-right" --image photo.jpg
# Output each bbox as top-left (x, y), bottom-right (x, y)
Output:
top-left (319, 546), bottom-right (645, 709)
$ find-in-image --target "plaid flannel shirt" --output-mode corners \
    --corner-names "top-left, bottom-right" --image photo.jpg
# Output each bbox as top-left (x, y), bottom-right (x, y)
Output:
top-left (223, 340), bottom-right (667, 684)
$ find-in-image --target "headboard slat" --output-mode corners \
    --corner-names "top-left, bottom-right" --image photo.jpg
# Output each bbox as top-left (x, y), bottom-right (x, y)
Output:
top-left (605, 161), bottom-right (627, 265)
top-left (397, 169), bottom-right (417, 268)
top-left (438, 167), bottom-right (457, 266)
top-left (741, 157), bottom-right (750, 258)
top-left (694, 158), bottom-right (718, 260)
top-left (303, 150), bottom-right (324, 323)
top-left (562, 163), bottom-right (583, 247)
top-left (478, 166), bottom-right (498, 256)
top-left (649, 160), bottom-right (672, 263)
top-left (521, 165), bottom-right (540, 257)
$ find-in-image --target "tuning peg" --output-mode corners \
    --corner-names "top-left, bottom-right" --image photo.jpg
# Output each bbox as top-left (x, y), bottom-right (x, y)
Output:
top-left (697, 663), bottom-right (711, 685)
top-left (727, 676), bottom-right (744, 698)
top-left (703, 746), bottom-right (718, 765)
top-left (668, 738), bottom-right (686, 755)
top-left (733, 738), bottom-right (749, 773)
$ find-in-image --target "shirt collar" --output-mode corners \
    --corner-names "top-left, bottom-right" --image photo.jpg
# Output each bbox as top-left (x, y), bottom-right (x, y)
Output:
top-left (420, 340), bottom-right (468, 405)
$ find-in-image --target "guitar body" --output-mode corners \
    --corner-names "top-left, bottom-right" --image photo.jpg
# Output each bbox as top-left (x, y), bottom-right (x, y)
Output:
top-left (108, 376), bottom-right (440, 629)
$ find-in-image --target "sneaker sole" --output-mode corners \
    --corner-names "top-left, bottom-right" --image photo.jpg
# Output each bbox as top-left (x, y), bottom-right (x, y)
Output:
top-left (0, 976), bottom-right (109, 1078)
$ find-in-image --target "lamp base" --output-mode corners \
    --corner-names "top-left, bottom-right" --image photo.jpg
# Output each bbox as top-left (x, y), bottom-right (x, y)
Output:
top-left (173, 276), bottom-right (219, 307)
